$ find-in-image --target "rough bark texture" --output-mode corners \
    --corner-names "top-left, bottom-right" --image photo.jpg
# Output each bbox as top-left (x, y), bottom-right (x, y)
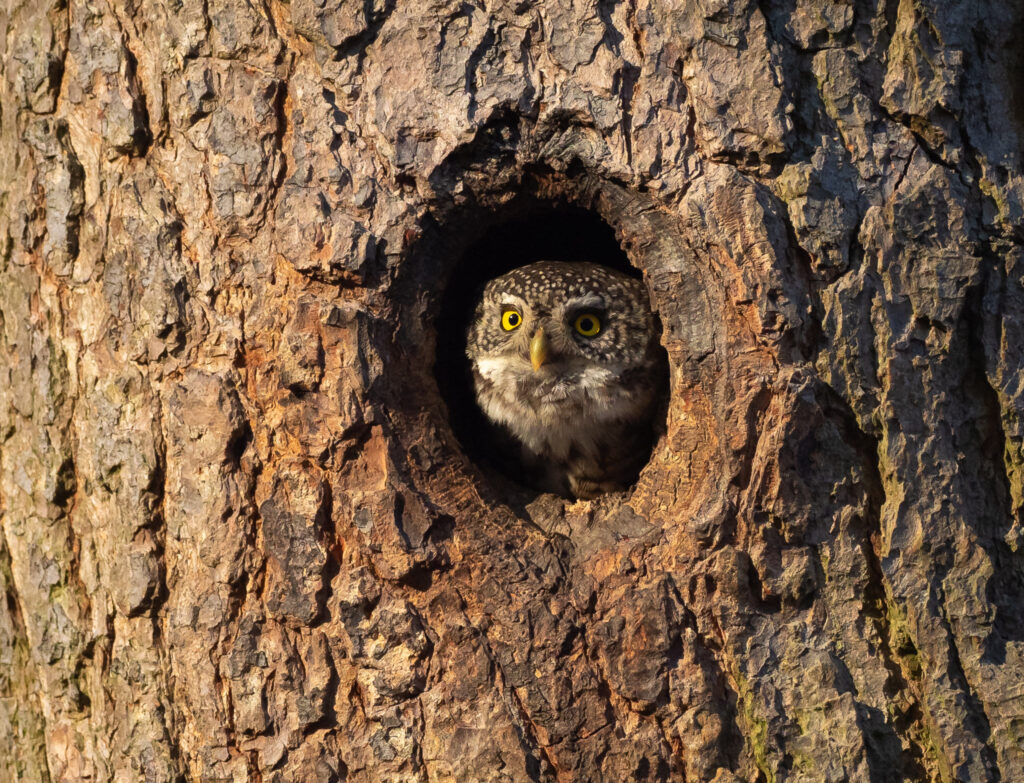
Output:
top-left (2, 0), bottom-right (1024, 781)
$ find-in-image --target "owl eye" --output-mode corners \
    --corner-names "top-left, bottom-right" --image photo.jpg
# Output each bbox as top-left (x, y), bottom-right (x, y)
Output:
top-left (573, 313), bottom-right (601, 337)
top-left (501, 309), bottom-right (522, 331)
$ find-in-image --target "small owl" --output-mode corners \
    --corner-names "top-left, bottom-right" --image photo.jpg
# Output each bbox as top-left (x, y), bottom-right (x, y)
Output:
top-left (465, 261), bottom-right (665, 498)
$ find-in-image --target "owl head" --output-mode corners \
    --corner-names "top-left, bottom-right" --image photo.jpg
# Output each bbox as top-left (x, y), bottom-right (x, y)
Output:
top-left (465, 261), bottom-right (663, 455)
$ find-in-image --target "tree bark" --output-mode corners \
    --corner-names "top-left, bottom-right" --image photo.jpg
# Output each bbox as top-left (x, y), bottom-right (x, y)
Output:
top-left (2, 0), bottom-right (1023, 781)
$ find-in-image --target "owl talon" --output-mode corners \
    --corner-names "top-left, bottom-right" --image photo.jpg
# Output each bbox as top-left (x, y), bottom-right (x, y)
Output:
top-left (569, 475), bottom-right (625, 500)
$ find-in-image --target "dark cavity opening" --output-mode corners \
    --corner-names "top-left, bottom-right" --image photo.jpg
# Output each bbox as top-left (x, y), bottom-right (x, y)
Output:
top-left (434, 203), bottom-right (664, 497)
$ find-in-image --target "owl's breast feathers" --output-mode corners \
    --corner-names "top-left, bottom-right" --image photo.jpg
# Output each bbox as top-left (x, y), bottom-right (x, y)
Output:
top-left (470, 353), bottom-right (660, 496)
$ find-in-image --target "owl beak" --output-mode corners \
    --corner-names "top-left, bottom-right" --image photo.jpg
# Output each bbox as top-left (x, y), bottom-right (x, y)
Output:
top-left (530, 328), bottom-right (550, 371)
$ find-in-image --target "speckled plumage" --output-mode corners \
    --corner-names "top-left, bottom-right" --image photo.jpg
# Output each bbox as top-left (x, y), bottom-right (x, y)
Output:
top-left (465, 261), bottom-right (664, 498)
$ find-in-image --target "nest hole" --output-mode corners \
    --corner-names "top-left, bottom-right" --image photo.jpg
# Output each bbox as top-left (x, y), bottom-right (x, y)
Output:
top-left (433, 202), bottom-right (666, 498)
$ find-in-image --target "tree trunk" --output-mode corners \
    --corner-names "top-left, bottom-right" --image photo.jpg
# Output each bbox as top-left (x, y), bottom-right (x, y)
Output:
top-left (2, 0), bottom-right (1024, 780)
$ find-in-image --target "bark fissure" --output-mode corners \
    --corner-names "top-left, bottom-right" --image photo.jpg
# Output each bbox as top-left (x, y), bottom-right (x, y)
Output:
top-left (2, 0), bottom-right (1023, 780)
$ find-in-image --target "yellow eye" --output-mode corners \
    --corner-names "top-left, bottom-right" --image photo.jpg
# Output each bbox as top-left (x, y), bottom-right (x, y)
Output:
top-left (573, 313), bottom-right (601, 337)
top-left (501, 309), bottom-right (522, 331)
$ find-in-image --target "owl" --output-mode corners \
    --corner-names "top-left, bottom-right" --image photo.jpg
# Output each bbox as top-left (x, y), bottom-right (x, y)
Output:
top-left (465, 261), bottom-right (665, 498)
